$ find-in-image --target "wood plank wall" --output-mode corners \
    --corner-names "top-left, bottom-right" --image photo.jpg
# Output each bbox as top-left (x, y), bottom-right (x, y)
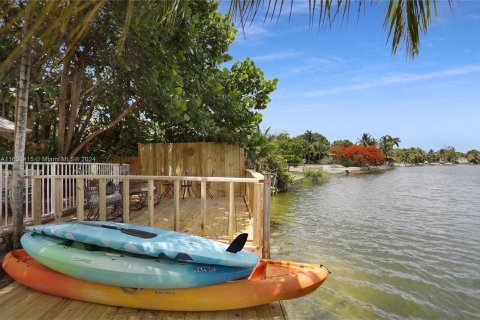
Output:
top-left (111, 156), bottom-right (141, 174)
top-left (138, 143), bottom-right (246, 196)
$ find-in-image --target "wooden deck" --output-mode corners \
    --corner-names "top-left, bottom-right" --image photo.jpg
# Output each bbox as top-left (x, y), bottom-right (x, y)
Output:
top-left (0, 281), bottom-right (288, 320)
top-left (0, 196), bottom-right (287, 320)
top-left (129, 196), bottom-right (255, 245)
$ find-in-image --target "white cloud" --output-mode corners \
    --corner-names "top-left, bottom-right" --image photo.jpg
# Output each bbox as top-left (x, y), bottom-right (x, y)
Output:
top-left (467, 14), bottom-right (480, 20)
top-left (252, 50), bottom-right (303, 61)
top-left (278, 56), bottom-right (342, 76)
top-left (234, 21), bottom-right (275, 45)
top-left (304, 64), bottom-right (480, 97)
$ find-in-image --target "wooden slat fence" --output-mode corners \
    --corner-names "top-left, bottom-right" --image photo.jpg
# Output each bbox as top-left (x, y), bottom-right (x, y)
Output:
top-left (138, 143), bottom-right (246, 197)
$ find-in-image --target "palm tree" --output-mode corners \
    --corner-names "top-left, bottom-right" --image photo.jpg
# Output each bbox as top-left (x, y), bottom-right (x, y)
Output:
top-left (302, 130), bottom-right (315, 144)
top-left (358, 133), bottom-right (377, 147)
top-left (379, 135), bottom-right (401, 164)
top-left (379, 135), bottom-right (401, 155)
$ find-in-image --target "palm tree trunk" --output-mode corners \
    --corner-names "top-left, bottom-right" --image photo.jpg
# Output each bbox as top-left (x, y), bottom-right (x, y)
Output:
top-left (11, 12), bottom-right (32, 249)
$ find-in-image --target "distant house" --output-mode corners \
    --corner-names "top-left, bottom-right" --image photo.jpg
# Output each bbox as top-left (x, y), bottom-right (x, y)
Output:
top-left (457, 157), bottom-right (469, 164)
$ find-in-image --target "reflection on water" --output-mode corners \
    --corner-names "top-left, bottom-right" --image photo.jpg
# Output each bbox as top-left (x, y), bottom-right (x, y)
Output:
top-left (270, 165), bottom-right (480, 319)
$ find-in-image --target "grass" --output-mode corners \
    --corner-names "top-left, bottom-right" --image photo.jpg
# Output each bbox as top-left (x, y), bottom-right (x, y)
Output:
top-left (303, 167), bottom-right (328, 184)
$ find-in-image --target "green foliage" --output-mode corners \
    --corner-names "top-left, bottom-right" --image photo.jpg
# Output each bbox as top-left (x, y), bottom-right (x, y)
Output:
top-left (392, 146), bottom-right (465, 164)
top-left (393, 147), bottom-right (427, 164)
top-left (357, 133), bottom-right (377, 147)
top-left (331, 139), bottom-right (353, 148)
top-left (300, 130), bottom-right (330, 163)
top-left (253, 154), bottom-right (292, 193)
top-left (303, 168), bottom-right (325, 184)
top-left (466, 150), bottom-right (480, 164)
top-left (0, 1), bottom-right (277, 160)
top-left (437, 146), bottom-right (458, 163)
top-left (272, 133), bottom-right (304, 163)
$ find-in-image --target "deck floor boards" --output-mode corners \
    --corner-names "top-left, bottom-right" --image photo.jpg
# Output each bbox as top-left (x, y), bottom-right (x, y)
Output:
top-left (0, 196), bottom-right (286, 320)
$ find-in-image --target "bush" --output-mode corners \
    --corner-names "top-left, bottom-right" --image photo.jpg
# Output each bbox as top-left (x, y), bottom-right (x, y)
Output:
top-left (303, 168), bottom-right (324, 184)
top-left (252, 155), bottom-right (293, 193)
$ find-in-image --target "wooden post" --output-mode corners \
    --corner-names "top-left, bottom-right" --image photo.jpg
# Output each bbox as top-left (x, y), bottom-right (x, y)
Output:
top-left (33, 178), bottom-right (42, 225)
top-left (122, 178), bottom-right (130, 224)
top-left (174, 180), bottom-right (180, 231)
top-left (148, 179), bottom-right (155, 227)
top-left (99, 178), bottom-right (106, 221)
top-left (228, 182), bottom-right (235, 242)
top-left (253, 182), bottom-right (262, 247)
top-left (200, 180), bottom-right (207, 237)
top-left (55, 177), bottom-right (62, 221)
top-left (76, 178), bottom-right (84, 221)
top-left (262, 173), bottom-right (271, 259)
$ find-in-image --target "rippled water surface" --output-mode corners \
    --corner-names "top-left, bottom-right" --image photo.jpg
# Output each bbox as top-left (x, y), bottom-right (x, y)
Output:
top-left (270, 165), bottom-right (480, 319)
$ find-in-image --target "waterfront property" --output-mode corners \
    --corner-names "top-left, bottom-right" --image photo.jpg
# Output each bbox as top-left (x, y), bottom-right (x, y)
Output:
top-left (0, 143), bottom-right (289, 319)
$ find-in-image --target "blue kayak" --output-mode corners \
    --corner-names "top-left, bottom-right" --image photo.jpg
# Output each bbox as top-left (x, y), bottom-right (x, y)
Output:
top-left (21, 232), bottom-right (254, 288)
top-left (26, 221), bottom-right (259, 268)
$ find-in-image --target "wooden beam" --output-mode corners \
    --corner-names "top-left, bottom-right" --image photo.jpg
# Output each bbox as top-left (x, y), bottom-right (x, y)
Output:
top-left (174, 180), bottom-right (180, 231)
top-left (200, 180), bottom-right (207, 236)
top-left (98, 178), bottom-right (106, 221)
top-left (228, 182), bottom-right (235, 243)
top-left (253, 182), bottom-right (262, 247)
top-left (76, 178), bottom-right (84, 221)
top-left (148, 179), bottom-right (155, 227)
top-left (33, 178), bottom-right (42, 225)
top-left (262, 173), bottom-right (271, 259)
top-left (122, 178), bottom-right (130, 224)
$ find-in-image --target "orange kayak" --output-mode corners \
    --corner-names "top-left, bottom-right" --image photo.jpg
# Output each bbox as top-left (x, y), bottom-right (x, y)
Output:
top-left (2, 249), bottom-right (329, 311)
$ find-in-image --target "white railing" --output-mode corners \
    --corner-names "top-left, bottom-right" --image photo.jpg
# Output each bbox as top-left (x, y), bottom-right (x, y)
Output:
top-left (0, 162), bottom-right (129, 229)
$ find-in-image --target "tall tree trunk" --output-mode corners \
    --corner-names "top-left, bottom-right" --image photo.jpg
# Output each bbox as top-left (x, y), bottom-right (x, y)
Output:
top-left (11, 10), bottom-right (32, 249)
top-left (57, 47), bottom-right (74, 157)
top-left (64, 63), bottom-right (84, 155)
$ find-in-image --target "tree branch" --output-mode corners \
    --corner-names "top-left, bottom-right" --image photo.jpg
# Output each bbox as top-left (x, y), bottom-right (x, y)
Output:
top-left (68, 100), bottom-right (141, 157)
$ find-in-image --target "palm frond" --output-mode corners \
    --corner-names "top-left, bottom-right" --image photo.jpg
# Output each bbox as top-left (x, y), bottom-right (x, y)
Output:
top-left (228, 0), bottom-right (452, 58)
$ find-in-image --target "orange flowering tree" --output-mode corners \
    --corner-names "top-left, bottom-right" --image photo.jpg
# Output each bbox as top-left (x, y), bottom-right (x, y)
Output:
top-left (329, 145), bottom-right (386, 167)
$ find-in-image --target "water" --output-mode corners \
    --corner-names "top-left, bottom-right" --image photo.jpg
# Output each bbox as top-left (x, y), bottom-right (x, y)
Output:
top-left (270, 165), bottom-right (480, 319)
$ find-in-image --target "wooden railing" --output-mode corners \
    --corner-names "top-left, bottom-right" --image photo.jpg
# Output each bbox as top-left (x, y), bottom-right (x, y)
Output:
top-left (30, 173), bottom-right (270, 254)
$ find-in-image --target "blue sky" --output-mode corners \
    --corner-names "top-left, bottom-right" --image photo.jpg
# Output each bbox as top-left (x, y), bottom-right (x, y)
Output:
top-left (220, 1), bottom-right (480, 153)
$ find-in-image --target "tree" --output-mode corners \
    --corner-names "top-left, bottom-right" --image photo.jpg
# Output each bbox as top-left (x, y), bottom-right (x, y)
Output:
top-left (11, 2), bottom-right (33, 249)
top-left (378, 135), bottom-right (401, 163)
top-left (299, 131), bottom-right (330, 163)
top-left (393, 147), bottom-right (427, 164)
top-left (438, 146), bottom-right (457, 163)
top-left (331, 139), bottom-right (353, 148)
top-left (330, 145), bottom-right (386, 167)
top-left (466, 150), bottom-right (480, 164)
top-left (357, 133), bottom-right (377, 147)
top-left (274, 133), bottom-right (309, 164)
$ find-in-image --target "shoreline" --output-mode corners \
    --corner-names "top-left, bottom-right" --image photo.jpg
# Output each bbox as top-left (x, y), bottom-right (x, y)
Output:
top-left (289, 164), bottom-right (392, 175)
